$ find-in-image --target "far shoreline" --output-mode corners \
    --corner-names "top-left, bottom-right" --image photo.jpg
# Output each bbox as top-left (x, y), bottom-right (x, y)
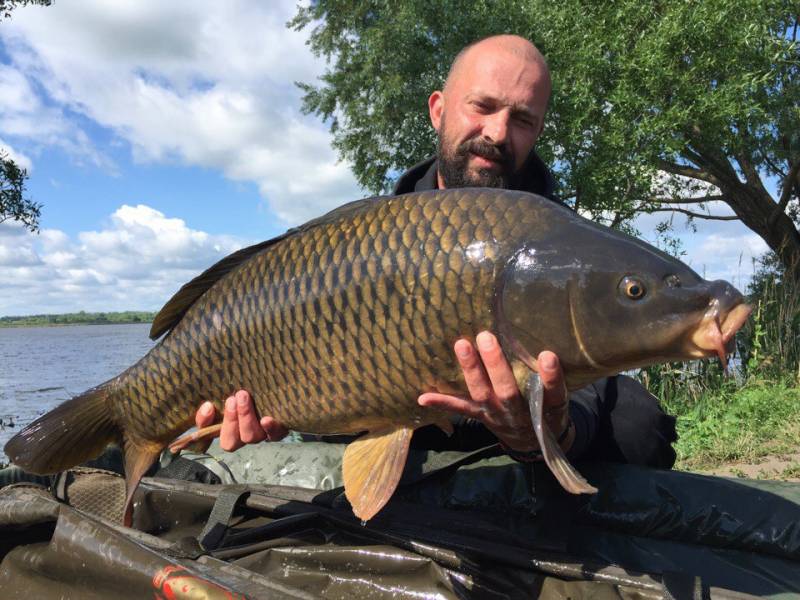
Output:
top-left (0, 311), bottom-right (156, 329)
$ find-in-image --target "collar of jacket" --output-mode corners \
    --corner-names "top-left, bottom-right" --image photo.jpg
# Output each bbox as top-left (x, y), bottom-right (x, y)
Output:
top-left (392, 151), bottom-right (558, 201)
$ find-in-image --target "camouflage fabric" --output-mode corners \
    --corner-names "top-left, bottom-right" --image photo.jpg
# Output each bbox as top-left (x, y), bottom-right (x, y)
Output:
top-left (203, 438), bottom-right (344, 489)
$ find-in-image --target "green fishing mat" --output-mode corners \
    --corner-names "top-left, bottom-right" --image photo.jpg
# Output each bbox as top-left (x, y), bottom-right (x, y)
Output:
top-left (1, 441), bottom-right (799, 599)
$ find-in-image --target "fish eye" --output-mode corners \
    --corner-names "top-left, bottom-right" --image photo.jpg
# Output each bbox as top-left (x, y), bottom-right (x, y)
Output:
top-left (619, 276), bottom-right (646, 300)
top-left (664, 274), bottom-right (681, 288)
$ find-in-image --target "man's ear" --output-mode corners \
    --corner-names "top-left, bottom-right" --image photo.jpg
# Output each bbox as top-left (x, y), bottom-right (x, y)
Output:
top-left (428, 91), bottom-right (444, 131)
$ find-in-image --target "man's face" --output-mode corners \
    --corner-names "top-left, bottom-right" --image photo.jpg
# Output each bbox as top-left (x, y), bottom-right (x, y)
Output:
top-left (430, 45), bottom-right (550, 189)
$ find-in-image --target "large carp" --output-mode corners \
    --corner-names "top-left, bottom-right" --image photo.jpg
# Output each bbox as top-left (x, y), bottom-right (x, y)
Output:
top-left (6, 189), bottom-right (750, 522)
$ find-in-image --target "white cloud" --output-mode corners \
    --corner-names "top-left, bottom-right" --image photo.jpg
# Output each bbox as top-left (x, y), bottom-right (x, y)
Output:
top-left (0, 138), bottom-right (33, 171)
top-left (693, 232), bottom-right (769, 283)
top-left (0, 0), bottom-right (362, 225)
top-left (631, 207), bottom-right (768, 291)
top-left (0, 204), bottom-right (247, 315)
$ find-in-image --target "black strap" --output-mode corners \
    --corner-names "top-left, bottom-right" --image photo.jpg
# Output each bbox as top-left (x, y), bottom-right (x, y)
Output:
top-left (401, 444), bottom-right (505, 485)
top-left (662, 570), bottom-right (705, 600)
top-left (198, 485), bottom-right (251, 550)
top-left (155, 456), bottom-right (222, 485)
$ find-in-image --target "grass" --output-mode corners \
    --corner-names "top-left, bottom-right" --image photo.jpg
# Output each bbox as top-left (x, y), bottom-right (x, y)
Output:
top-left (662, 379), bottom-right (800, 471)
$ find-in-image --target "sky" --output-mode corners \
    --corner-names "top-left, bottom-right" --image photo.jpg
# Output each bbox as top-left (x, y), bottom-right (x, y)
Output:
top-left (0, 1), bottom-right (769, 317)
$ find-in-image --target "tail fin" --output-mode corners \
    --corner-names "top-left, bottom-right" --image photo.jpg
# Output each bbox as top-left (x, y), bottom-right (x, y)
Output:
top-left (4, 383), bottom-right (119, 474)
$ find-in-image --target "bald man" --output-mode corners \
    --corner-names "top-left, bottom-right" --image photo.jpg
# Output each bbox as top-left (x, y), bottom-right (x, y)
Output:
top-left (196, 35), bottom-right (678, 468)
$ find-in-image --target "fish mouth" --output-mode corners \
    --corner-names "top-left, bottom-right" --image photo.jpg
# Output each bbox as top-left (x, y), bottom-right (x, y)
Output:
top-left (689, 301), bottom-right (752, 366)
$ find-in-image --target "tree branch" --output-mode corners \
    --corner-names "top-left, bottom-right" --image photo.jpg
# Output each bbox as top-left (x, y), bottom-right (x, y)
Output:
top-left (656, 159), bottom-right (721, 187)
top-left (648, 207), bottom-right (739, 221)
top-left (764, 155), bottom-right (788, 179)
top-left (736, 151), bottom-right (767, 192)
top-left (650, 194), bottom-right (725, 205)
top-left (770, 157), bottom-right (800, 227)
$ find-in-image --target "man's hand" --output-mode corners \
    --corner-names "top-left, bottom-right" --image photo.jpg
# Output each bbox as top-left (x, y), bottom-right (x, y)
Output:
top-left (418, 331), bottom-right (573, 453)
top-left (194, 390), bottom-right (289, 452)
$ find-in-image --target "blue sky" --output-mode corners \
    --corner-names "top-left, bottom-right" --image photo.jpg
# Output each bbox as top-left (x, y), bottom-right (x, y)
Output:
top-left (0, 1), bottom-right (768, 316)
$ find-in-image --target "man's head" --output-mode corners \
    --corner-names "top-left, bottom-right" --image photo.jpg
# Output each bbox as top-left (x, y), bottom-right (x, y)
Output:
top-left (429, 35), bottom-right (551, 189)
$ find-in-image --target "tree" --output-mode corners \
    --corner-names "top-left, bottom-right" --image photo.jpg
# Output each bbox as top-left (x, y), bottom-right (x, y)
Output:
top-left (0, 0), bottom-right (51, 20)
top-left (290, 0), bottom-right (800, 275)
top-left (0, 151), bottom-right (40, 232)
top-left (0, 0), bottom-right (49, 232)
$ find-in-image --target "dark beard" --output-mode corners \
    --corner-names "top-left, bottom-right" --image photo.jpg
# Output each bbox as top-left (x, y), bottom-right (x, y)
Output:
top-left (437, 135), bottom-right (514, 189)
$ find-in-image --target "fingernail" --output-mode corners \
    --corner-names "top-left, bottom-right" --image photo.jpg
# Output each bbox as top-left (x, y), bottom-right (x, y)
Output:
top-left (237, 394), bottom-right (248, 408)
top-left (225, 396), bottom-right (236, 411)
top-left (200, 402), bottom-right (214, 416)
top-left (476, 332), bottom-right (495, 351)
top-left (540, 354), bottom-right (556, 370)
top-left (455, 341), bottom-right (472, 358)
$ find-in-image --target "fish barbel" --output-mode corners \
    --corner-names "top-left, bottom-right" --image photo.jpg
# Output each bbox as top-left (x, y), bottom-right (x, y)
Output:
top-left (5, 189), bottom-right (750, 522)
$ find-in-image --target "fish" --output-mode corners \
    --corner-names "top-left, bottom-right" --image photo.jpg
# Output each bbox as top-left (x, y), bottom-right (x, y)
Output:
top-left (4, 188), bottom-right (751, 523)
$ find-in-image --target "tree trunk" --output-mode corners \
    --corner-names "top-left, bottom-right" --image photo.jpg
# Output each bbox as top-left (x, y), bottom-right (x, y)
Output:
top-left (719, 182), bottom-right (800, 280)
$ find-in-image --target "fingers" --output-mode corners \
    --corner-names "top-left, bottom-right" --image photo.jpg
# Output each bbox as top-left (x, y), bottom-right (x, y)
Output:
top-left (453, 338), bottom-right (492, 402)
top-left (475, 332), bottom-right (520, 402)
top-left (418, 392), bottom-right (484, 420)
top-left (235, 390), bottom-right (267, 443)
top-left (195, 401), bottom-right (216, 428)
top-left (538, 351), bottom-right (567, 408)
top-left (260, 416), bottom-right (290, 441)
top-left (537, 350), bottom-right (570, 433)
top-left (196, 390), bottom-right (287, 452)
top-left (220, 394), bottom-right (244, 451)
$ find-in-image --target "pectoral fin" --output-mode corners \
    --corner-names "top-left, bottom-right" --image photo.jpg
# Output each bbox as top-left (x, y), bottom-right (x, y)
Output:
top-left (342, 426), bottom-right (414, 521)
top-left (169, 424), bottom-right (223, 453)
top-left (526, 373), bottom-right (597, 495)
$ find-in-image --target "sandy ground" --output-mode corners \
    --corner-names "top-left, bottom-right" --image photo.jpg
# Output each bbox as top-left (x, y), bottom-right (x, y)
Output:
top-left (688, 450), bottom-right (800, 482)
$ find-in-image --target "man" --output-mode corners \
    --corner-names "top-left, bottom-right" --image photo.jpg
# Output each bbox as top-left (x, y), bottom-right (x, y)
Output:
top-left (194, 35), bottom-right (677, 467)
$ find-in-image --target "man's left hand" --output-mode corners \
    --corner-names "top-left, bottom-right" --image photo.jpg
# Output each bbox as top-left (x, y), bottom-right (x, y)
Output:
top-left (418, 331), bottom-right (573, 453)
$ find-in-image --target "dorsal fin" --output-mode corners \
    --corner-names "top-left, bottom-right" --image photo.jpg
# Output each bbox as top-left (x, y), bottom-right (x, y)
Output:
top-left (149, 195), bottom-right (385, 340)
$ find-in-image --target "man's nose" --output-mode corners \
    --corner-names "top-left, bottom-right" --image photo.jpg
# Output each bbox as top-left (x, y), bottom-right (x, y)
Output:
top-left (483, 110), bottom-right (510, 144)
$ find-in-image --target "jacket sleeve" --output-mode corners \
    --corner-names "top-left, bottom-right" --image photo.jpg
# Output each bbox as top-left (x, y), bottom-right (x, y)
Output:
top-left (568, 375), bottom-right (677, 468)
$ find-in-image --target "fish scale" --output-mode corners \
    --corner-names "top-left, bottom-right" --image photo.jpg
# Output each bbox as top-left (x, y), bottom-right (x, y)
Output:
top-left (7, 187), bottom-right (752, 523)
top-left (132, 191), bottom-right (463, 433)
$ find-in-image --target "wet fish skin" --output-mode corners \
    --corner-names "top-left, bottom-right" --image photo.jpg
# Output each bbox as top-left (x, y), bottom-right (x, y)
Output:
top-left (120, 189), bottom-right (531, 443)
top-left (5, 188), bottom-right (749, 522)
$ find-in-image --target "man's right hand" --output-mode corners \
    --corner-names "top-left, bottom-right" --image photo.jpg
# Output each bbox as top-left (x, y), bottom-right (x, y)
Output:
top-left (195, 390), bottom-right (289, 452)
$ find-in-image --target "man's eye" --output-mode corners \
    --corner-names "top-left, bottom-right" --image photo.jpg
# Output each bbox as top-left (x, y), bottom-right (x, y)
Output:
top-left (515, 115), bottom-right (535, 128)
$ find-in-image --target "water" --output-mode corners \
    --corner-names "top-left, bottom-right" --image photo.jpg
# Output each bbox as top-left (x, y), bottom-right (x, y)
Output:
top-left (0, 323), bottom-right (155, 459)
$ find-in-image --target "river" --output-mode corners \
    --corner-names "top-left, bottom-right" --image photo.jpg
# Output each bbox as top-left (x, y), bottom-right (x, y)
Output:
top-left (0, 323), bottom-right (155, 460)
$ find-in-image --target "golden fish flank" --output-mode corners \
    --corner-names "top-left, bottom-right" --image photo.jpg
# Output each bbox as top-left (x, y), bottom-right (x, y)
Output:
top-left (5, 188), bottom-right (750, 523)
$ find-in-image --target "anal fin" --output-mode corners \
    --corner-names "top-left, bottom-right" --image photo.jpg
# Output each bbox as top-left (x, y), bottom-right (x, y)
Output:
top-left (526, 373), bottom-right (597, 495)
top-left (342, 426), bottom-right (414, 521)
top-left (122, 439), bottom-right (165, 527)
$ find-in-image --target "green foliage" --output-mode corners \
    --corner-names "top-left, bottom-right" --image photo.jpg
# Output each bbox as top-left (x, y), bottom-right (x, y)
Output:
top-left (666, 381), bottom-right (800, 468)
top-left (640, 254), bottom-right (800, 470)
top-left (291, 1), bottom-right (800, 270)
top-left (0, 0), bottom-right (51, 232)
top-left (0, 0), bottom-right (51, 21)
top-left (0, 151), bottom-right (40, 232)
top-left (0, 311), bottom-right (156, 328)
top-left (640, 251), bottom-right (800, 395)
top-left (738, 253), bottom-right (800, 378)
